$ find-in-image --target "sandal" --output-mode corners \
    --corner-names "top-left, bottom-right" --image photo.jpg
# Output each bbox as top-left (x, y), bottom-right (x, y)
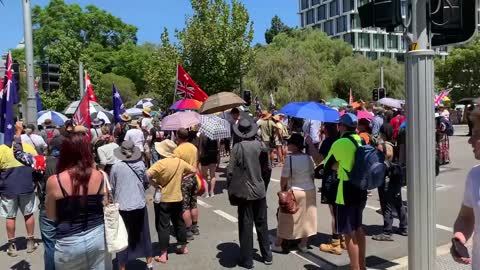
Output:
top-left (176, 246), bottom-right (189, 255)
top-left (154, 254), bottom-right (168, 264)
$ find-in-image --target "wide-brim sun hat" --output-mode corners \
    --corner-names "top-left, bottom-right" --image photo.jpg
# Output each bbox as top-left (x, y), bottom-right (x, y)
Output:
top-left (120, 112), bottom-right (132, 122)
top-left (155, 139), bottom-right (178, 158)
top-left (114, 140), bottom-right (142, 161)
top-left (233, 117), bottom-right (258, 139)
top-left (128, 120), bottom-right (140, 128)
top-left (143, 107), bottom-right (152, 117)
top-left (91, 118), bottom-right (105, 127)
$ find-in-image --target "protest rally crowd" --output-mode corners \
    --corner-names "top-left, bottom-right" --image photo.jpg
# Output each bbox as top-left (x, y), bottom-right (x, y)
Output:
top-left (0, 57), bottom-right (478, 270)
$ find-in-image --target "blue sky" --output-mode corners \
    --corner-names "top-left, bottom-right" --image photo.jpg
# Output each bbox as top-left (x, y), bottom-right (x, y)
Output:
top-left (0, 0), bottom-right (298, 54)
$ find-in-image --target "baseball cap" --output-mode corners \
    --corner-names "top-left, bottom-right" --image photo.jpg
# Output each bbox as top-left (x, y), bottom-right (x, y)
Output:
top-left (339, 113), bottom-right (358, 128)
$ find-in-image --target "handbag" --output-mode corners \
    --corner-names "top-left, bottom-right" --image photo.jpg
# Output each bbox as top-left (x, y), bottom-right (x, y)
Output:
top-left (101, 171), bottom-right (129, 253)
top-left (277, 156), bottom-right (299, 214)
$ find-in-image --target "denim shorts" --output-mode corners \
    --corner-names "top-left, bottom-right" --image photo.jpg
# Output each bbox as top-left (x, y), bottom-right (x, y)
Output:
top-left (55, 224), bottom-right (112, 270)
top-left (0, 193), bottom-right (38, 218)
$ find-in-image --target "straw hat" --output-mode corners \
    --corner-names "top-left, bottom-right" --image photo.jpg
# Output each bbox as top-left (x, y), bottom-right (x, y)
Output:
top-left (128, 120), bottom-right (140, 128)
top-left (143, 107), bottom-right (152, 117)
top-left (155, 139), bottom-right (178, 158)
top-left (120, 112), bottom-right (132, 122)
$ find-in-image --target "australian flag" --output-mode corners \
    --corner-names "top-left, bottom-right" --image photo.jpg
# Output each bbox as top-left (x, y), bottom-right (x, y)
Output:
top-left (112, 84), bottom-right (126, 124)
top-left (34, 78), bottom-right (43, 112)
top-left (0, 51), bottom-right (18, 146)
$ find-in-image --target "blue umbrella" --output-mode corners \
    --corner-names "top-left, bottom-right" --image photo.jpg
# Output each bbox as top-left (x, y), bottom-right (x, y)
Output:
top-left (279, 102), bottom-right (340, 123)
top-left (37, 110), bottom-right (69, 126)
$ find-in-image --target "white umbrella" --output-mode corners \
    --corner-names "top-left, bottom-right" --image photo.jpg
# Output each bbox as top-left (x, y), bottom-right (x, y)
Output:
top-left (63, 100), bottom-right (106, 115)
top-left (136, 98), bottom-right (158, 109)
top-left (125, 107), bottom-right (143, 117)
top-left (377, 98), bottom-right (405, 109)
top-left (37, 111), bottom-right (68, 126)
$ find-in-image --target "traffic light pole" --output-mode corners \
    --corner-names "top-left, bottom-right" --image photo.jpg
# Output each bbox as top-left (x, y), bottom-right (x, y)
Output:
top-left (21, 0), bottom-right (37, 126)
top-left (405, 0), bottom-right (436, 268)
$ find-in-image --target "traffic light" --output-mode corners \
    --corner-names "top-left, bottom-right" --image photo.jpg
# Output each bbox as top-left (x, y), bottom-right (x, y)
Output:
top-left (12, 60), bottom-right (20, 92)
top-left (430, 0), bottom-right (477, 46)
top-left (358, 0), bottom-right (403, 32)
top-left (372, 88), bottom-right (379, 101)
top-left (378, 87), bottom-right (386, 99)
top-left (242, 90), bottom-right (252, 106)
top-left (40, 63), bottom-right (60, 92)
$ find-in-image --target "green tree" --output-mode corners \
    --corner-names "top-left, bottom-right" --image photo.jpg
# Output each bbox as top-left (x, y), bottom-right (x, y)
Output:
top-left (245, 29), bottom-right (352, 107)
top-left (176, 0), bottom-right (254, 94)
top-left (96, 73), bottom-right (138, 109)
top-left (265, 15), bottom-right (293, 44)
top-left (435, 38), bottom-right (480, 101)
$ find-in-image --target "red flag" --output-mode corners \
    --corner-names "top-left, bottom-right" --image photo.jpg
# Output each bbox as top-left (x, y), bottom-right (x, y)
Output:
top-left (175, 65), bottom-right (208, 102)
top-left (73, 93), bottom-right (92, 141)
top-left (85, 71), bottom-right (98, 102)
top-left (349, 88), bottom-right (353, 105)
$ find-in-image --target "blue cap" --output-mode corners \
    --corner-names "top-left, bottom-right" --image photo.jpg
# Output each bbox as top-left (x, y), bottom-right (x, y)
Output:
top-left (339, 113), bottom-right (358, 127)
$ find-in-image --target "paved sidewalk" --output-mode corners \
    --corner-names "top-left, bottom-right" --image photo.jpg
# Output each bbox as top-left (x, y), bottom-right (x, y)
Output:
top-left (436, 252), bottom-right (471, 270)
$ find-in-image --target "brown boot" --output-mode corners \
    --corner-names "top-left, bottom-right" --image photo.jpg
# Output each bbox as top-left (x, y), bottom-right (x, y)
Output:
top-left (340, 235), bottom-right (347, 249)
top-left (319, 238), bottom-right (342, 255)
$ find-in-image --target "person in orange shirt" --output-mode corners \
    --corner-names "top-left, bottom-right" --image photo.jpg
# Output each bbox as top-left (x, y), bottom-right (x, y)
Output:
top-left (357, 118), bottom-right (372, 145)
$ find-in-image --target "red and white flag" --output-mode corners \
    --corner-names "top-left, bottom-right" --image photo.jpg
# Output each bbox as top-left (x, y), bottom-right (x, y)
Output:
top-left (85, 71), bottom-right (98, 102)
top-left (175, 65), bottom-right (208, 102)
top-left (434, 88), bottom-right (452, 106)
top-left (73, 93), bottom-right (92, 141)
top-left (349, 88), bottom-right (353, 105)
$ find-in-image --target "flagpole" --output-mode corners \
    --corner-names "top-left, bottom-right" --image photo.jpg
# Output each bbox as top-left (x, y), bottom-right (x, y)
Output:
top-left (172, 65), bottom-right (178, 105)
top-left (22, 0), bottom-right (37, 126)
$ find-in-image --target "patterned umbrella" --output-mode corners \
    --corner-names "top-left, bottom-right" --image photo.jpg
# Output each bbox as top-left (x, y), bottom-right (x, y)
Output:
top-left (91, 111), bottom-right (113, 124)
top-left (63, 100), bottom-right (106, 115)
top-left (170, 99), bottom-right (203, 110)
top-left (136, 98), bottom-right (158, 109)
top-left (37, 111), bottom-right (68, 126)
top-left (199, 115), bottom-right (231, 140)
top-left (161, 111), bottom-right (201, 131)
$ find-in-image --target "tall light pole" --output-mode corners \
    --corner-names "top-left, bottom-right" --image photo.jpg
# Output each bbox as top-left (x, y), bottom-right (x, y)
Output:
top-left (21, 0), bottom-right (37, 125)
top-left (405, 0), bottom-right (436, 268)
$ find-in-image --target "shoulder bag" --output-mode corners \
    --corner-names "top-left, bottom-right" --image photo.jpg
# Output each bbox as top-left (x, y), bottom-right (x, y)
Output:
top-left (123, 161), bottom-right (150, 190)
top-left (277, 156), bottom-right (299, 214)
top-left (101, 170), bottom-right (129, 253)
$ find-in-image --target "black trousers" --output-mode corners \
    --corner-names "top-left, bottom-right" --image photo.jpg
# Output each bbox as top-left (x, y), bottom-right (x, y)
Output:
top-left (378, 180), bottom-right (408, 235)
top-left (154, 201), bottom-right (187, 251)
top-left (237, 198), bottom-right (272, 266)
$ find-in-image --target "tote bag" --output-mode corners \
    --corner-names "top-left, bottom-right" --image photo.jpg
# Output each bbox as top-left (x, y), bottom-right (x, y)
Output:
top-left (101, 171), bottom-right (128, 253)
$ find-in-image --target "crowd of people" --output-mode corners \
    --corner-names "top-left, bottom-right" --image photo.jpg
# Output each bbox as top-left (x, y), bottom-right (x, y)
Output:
top-left (0, 98), bottom-right (469, 270)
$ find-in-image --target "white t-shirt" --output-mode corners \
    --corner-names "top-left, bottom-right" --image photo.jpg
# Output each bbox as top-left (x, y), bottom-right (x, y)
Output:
top-left (21, 134), bottom-right (47, 153)
top-left (462, 165), bottom-right (480, 269)
top-left (281, 154), bottom-right (316, 191)
top-left (97, 142), bottom-right (120, 166)
top-left (141, 117), bottom-right (153, 130)
top-left (124, 128), bottom-right (145, 152)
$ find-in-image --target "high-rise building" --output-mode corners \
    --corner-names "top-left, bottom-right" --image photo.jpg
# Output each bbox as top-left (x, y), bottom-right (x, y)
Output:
top-left (298, 0), bottom-right (448, 60)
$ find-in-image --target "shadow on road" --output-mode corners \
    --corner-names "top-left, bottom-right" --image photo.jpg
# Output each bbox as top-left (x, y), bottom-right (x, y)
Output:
top-left (0, 237), bottom-right (41, 252)
top-left (9, 260), bottom-right (31, 270)
top-left (216, 242), bottom-right (240, 268)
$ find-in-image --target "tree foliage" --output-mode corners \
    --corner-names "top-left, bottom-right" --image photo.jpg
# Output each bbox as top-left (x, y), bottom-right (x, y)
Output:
top-left (176, 0), bottom-right (254, 94)
top-left (264, 15), bottom-right (293, 44)
top-left (435, 37), bottom-right (480, 101)
top-left (96, 73), bottom-right (137, 109)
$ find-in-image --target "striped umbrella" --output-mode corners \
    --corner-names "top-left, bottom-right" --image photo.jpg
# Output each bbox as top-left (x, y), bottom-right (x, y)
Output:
top-left (37, 111), bottom-right (69, 126)
top-left (199, 115), bottom-right (231, 140)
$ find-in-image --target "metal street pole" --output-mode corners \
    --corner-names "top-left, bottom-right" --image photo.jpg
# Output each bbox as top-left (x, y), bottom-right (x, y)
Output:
top-left (21, 0), bottom-right (37, 126)
top-left (406, 0), bottom-right (436, 268)
top-left (380, 65), bottom-right (384, 88)
top-left (79, 61), bottom-right (84, 97)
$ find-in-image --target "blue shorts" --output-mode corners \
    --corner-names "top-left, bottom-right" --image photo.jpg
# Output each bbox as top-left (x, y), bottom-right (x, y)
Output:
top-left (335, 202), bottom-right (366, 235)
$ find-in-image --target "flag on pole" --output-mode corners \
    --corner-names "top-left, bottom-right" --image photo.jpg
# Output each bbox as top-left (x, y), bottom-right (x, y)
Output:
top-left (34, 78), bottom-right (43, 112)
top-left (349, 88), bottom-right (353, 105)
top-left (112, 84), bottom-right (126, 124)
top-left (434, 88), bottom-right (453, 106)
top-left (175, 65), bottom-right (208, 102)
top-left (85, 71), bottom-right (98, 102)
top-left (0, 51), bottom-right (18, 146)
top-left (73, 92), bottom-right (91, 141)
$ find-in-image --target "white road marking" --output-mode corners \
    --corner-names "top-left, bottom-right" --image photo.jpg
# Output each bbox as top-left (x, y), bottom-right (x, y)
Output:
top-left (213, 210), bottom-right (238, 223)
top-left (366, 204), bottom-right (380, 211)
top-left (197, 199), bottom-right (212, 208)
top-left (436, 224), bottom-right (454, 232)
top-left (290, 250), bottom-right (322, 268)
top-left (270, 178), bottom-right (280, 182)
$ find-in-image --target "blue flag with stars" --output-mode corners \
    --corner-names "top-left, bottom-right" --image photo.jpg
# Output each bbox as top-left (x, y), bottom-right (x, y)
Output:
top-left (0, 52), bottom-right (17, 146)
top-left (112, 84), bottom-right (126, 124)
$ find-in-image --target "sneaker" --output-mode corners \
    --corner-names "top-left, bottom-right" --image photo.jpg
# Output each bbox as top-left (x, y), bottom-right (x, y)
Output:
top-left (191, 224), bottom-right (200, 236)
top-left (186, 230), bottom-right (195, 241)
top-left (27, 237), bottom-right (38, 253)
top-left (372, 233), bottom-right (394, 241)
top-left (319, 239), bottom-right (342, 255)
top-left (396, 228), bottom-right (408, 236)
top-left (271, 245), bottom-right (283, 253)
top-left (297, 244), bottom-right (308, 253)
top-left (264, 258), bottom-right (273, 265)
top-left (7, 241), bottom-right (17, 257)
top-left (209, 193), bottom-right (215, 198)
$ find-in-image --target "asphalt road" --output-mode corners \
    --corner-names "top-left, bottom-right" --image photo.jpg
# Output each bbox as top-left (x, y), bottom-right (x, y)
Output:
top-left (0, 126), bottom-right (474, 270)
